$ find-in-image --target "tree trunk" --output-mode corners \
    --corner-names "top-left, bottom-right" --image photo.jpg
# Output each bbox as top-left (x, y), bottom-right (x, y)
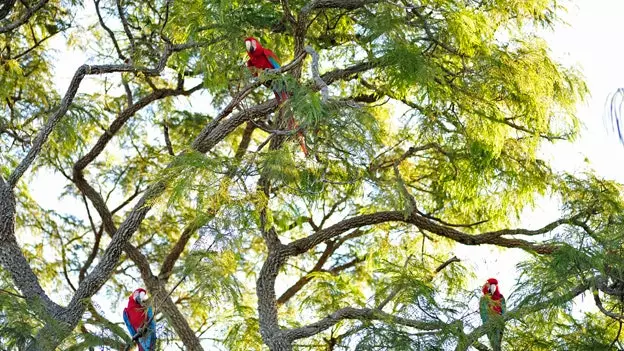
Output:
top-left (146, 277), bottom-right (204, 351)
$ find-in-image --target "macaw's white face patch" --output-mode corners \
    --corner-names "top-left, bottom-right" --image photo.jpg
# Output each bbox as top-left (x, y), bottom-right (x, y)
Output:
top-left (134, 290), bottom-right (148, 305)
top-left (489, 284), bottom-right (497, 294)
top-left (245, 40), bottom-right (257, 53)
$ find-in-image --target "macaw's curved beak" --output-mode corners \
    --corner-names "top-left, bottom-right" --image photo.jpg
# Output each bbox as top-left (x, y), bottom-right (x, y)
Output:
top-left (134, 290), bottom-right (148, 305)
top-left (245, 41), bottom-right (253, 53)
top-left (489, 284), bottom-right (496, 294)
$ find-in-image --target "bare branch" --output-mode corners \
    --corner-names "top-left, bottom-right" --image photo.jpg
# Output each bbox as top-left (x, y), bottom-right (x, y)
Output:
top-left (115, 0), bottom-right (135, 52)
top-left (94, 0), bottom-right (126, 61)
top-left (304, 45), bottom-right (329, 102)
top-left (164, 122), bottom-right (175, 156)
top-left (0, 288), bottom-right (25, 299)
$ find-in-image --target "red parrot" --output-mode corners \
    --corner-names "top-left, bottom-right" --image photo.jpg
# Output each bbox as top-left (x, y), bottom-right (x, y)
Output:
top-left (123, 288), bottom-right (156, 351)
top-left (479, 278), bottom-right (506, 351)
top-left (244, 37), bottom-right (308, 156)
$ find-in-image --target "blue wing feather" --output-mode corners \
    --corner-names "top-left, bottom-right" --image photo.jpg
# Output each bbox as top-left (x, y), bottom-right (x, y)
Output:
top-left (123, 310), bottom-right (137, 337)
top-left (142, 307), bottom-right (156, 351)
top-left (267, 56), bottom-right (280, 69)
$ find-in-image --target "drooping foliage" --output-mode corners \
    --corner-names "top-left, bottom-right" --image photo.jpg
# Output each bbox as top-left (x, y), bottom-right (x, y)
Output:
top-left (1, 0), bottom-right (623, 350)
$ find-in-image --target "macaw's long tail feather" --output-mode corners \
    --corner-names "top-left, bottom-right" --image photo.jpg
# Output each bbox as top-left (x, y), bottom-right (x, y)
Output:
top-left (273, 89), bottom-right (289, 103)
top-left (606, 88), bottom-right (624, 145)
top-left (287, 116), bottom-right (308, 156)
top-left (487, 326), bottom-right (503, 351)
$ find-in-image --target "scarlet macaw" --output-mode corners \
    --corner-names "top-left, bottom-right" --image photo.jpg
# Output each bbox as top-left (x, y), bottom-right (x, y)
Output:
top-left (123, 288), bottom-right (156, 351)
top-left (244, 37), bottom-right (308, 156)
top-left (479, 278), bottom-right (506, 351)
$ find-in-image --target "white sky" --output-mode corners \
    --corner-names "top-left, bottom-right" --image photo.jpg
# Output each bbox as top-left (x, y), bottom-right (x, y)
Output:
top-left (18, 0), bottom-right (624, 348)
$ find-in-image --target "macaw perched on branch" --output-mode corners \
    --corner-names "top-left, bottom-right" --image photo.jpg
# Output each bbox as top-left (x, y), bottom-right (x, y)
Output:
top-left (123, 288), bottom-right (156, 351)
top-left (479, 278), bottom-right (506, 351)
top-left (244, 37), bottom-right (308, 156)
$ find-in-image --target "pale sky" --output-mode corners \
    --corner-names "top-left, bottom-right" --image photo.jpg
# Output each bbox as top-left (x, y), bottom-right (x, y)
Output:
top-left (20, 0), bottom-right (624, 348)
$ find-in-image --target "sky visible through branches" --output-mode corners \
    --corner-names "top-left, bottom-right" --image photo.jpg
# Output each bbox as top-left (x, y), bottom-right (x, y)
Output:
top-left (18, 0), bottom-right (624, 348)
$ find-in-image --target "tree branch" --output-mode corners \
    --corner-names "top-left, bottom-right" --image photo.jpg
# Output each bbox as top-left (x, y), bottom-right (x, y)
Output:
top-left (281, 306), bottom-right (446, 342)
top-left (284, 210), bottom-right (579, 257)
top-left (8, 50), bottom-right (191, 188)
top-left (0, 0), bottom-right (47, 33)
top-left (301, 0), bottom-right (378, 15)
top-left (0, 177), bottom-right (65, 318)
top-left (0, 0), bottom-right (17, 21)
top-left (593, 288), bottom-right (624, 321)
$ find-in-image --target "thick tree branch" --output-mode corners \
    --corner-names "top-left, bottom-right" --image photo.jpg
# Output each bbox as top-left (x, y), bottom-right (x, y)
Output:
top-left (284, 210), bottom-right (580, 257)
top-left (301, 0), bottom-right (378, 15)
top-left (0, 0), bottom-right (47, 33)
top-left (0, 177), bottom-right (65, 318)
top-left (282, 306), bottom-right (446, 342)
top-left (0, 0), bottom-right (17, 21)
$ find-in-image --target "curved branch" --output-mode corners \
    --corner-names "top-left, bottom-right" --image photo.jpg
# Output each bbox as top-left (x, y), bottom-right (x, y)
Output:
top-left (0, 0), bottom-right (47, 33)
top-left (304, 45), bottom-right (329, 102)
top-left (284, 210), bottom-right (585, 257)
top-left (301, 0), bottom-right (378, 16)
top-left (281, 306), bottom-right (446, 342)
top-left (0, 0), bottom-right (17, 21)
top-left (0, 178), bottom-right (65, 318)
top-left (8, 50), bottom-right (188, 188)
top-left (593, 288), bottom-right (624, 321)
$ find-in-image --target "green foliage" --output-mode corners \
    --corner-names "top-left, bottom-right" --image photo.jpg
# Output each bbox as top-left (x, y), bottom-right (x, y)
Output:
top-left (2, 0), bottom-right (621, 350)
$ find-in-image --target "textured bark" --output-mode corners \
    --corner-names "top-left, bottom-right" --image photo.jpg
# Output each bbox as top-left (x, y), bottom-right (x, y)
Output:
top-left (256, 249), bottom-right (285, 346)
top-left (144, 276), bottom-right (204, 351)
top-left (0, 0), bottom-right (48, 33)
top-left (283, 210), bottom-right (567, 257)
top-left (75, 173), bottom-right (205, 349)
top-left (0, 0), bottom-right (17, 21)
top-left (0, 177), bottom-right (64, 318)
top-left (301, 0), bottom-right (379, 14)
